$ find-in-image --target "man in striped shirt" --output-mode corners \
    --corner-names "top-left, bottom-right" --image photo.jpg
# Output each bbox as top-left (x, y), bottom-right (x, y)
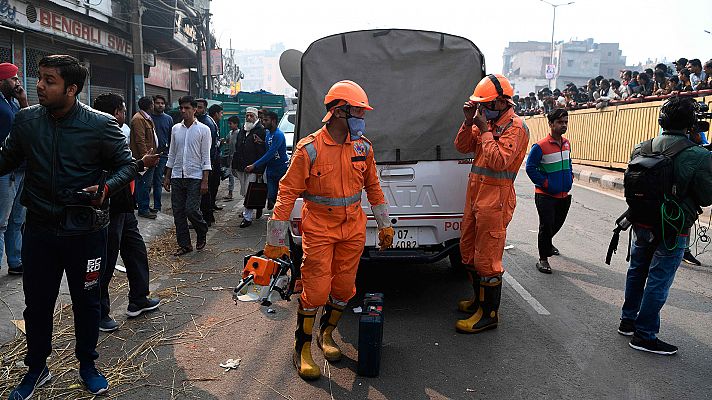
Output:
top-left (526, 108), bottom-right (573, 274)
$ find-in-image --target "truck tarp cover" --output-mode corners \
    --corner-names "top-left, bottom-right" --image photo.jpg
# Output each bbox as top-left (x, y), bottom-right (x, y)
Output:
top-left (298, 29), bottom-right (485, 162)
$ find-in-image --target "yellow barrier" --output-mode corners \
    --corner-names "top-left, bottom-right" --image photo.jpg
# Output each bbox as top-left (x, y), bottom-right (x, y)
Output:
top-left (524, 96), bottom-right (712, 169)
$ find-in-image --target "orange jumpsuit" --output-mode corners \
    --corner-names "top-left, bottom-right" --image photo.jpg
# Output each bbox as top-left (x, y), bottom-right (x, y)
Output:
top-left (272, 126), bottom-right (386, 309)
top-left (454, 108), bottom-right (529, 277)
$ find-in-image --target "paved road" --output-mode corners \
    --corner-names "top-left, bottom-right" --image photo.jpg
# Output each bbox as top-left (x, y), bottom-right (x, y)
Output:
top-left (1, 176), bottom-right (711, 399)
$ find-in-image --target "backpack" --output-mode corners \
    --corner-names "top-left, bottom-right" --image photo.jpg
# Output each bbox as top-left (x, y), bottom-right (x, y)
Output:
top-left (623, 138), bottom-right (695, 226)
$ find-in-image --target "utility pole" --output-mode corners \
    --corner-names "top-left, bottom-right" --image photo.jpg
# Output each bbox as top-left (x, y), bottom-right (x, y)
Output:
top-left (540, 0), bottom-right (575, 90)
top-left (130, 0), bottom-right (145, 110)
top-left (204, 7), bottom-right (212, 99)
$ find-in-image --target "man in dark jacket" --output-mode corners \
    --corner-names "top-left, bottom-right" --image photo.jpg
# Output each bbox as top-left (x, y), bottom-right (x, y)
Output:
top-left (196, 99), bottom-right (219, 224)
top-left (130, 96), bottom-right (157, 219)
top-left (93, 93), bottom-right (161, 333)
top-left (3, 55), bottom-right (136, 397)
top-left (618, 96), bottom-right (712, 355)
top-left (231, 107), bottom-right (266, 228)
top-left (150, 94), bottom-right (173, 213)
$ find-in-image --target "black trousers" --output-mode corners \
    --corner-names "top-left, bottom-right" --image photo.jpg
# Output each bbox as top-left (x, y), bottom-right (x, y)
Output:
top-left (22, 224), bottom-right (107, 370)
top-left (171, 178), bottom-right (209, 248)
top-left (100, 212), bottom-right (150, 318)
top-left (200, 170), bottom-right (219, 224)
top-left (535, 193), bottom-right (572, 259)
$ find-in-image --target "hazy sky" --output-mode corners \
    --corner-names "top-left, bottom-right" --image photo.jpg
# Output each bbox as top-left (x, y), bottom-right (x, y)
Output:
top-left (212, 0), bottom-right (711, 73)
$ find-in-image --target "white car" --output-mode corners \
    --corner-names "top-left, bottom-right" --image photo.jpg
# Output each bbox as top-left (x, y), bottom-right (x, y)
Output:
top-left (278, 110), bottom-right (295, 157)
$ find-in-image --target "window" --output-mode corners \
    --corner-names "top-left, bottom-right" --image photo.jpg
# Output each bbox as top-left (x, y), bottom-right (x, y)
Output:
top-left (608, 52), bottom-right (612, 56)
top-left (567, 60), bottom-right (574, 67)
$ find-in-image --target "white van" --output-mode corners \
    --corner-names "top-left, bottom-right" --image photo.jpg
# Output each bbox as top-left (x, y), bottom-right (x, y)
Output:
top-left (286, 30), bottom-right (486, 268)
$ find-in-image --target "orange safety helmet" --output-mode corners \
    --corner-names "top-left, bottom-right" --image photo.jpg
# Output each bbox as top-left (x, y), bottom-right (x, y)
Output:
top-left (469, 74), bottom-right (515, 104)
top-left (321, 80), bottom-right (374, 122)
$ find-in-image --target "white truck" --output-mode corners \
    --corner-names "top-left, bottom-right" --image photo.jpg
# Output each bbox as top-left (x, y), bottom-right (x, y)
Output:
top-left (283, 29), bottom-right (486, 268)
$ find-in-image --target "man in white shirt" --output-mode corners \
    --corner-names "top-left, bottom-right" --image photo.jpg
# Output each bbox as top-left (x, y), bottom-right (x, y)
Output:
top-left (162, 96), bottom-right (212, 256)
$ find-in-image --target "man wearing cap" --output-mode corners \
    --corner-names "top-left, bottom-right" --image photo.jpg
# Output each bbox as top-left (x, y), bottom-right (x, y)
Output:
top-left (454, 73), bottom-right (529, 334)
top-left (262, 80), bottom-right (393, 380)
top-left (231, 107), bottom-right (266, 228)
top-left (0, 62), bottom-right (28, 276)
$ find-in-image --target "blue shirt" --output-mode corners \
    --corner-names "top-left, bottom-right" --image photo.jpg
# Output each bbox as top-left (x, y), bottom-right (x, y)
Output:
top-left (151, 112), bottom-right (174, 153)
top-left (253, 127), bottom-right (289, 172)
top-left (0, 95), bottom-right (20, 143)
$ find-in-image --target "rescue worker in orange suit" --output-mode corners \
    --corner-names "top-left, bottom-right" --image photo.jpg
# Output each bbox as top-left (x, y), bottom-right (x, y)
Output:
top-left (263, 80), bottom-right (394, 380)
top-left (453, 74), bottom-right (529, 333)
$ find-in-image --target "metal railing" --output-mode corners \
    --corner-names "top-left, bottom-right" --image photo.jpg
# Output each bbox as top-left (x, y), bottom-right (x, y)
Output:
top-left (524, 92), bottom-right (712, 169)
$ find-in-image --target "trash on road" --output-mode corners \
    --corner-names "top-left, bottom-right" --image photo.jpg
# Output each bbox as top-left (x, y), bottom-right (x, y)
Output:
top-left (504, 245), bottom-right (514, 250)
top-left (211, 286), bottom-right (224, 291)
top-left (352, 306), bottom-right (363, 313)
top-left (219, 358), bottom-right (241, 371)
top-left (114, 264), bottom-right (126, 273)
top-left (267, 308), bottom-right (275, 313)
top-left (11, 319), bottom-right (25, 335)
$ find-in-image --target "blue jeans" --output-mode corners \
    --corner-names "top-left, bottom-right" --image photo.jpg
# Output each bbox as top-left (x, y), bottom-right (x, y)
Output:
top-left (266, 167), bottom-right (287, 205)
top-left (152, 155), bottom-right (168, 211)
top-left (0, 173), bottom-right (14, 267)
top-left (135, 167), bottom-right (155, 214)
top-left (6, 170), bottom-right (25, 267)
top-left (621, 226), bottom-right (687, 340)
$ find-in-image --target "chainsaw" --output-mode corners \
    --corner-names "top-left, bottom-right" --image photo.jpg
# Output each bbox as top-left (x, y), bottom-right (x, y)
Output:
top-left (232, 250), bottom-right (297, 306)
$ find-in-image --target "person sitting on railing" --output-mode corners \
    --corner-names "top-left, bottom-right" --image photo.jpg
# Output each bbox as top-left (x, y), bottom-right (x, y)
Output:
top-left (631, 73), bottom-right (653, 98)
top-left (686, 59), bottom-right (706, 90)
top-left (611, 79), bottom-right (630, 100)
top-left (702, 59), bottom-right (712, 89)
top-left (593, 79), bottom-right (620, 108)
top-left (666, 76), bottom-right (680, 94)
top-left (678, 69), bottom-right (694, 92)
top-left (653, 70), bottom-right (670, 95)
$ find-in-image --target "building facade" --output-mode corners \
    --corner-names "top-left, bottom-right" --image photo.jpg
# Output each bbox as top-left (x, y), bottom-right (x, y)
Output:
top-left (0, 0), bottom-right (204, 111)
top-left (503, 38), bottom-right (627, 94)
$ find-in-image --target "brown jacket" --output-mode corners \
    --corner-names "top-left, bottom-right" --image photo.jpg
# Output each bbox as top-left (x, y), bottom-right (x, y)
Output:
top-left (129, 111), bottom-right (156, 158)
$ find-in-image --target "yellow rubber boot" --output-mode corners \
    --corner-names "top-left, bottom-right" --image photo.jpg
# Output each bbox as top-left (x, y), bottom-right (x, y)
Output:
top-left (317, 302), bottom-right (345, 362)
top-left (456, 276), bottom-right (502, 334)
top-left (293, 307), bottom-right (321, 380)
top-left (457, 270), bottom-right (480, 313)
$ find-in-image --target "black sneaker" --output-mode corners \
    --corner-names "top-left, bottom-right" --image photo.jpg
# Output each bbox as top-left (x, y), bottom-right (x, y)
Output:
top-left (617, 319), bottom-right (635, 336)
top-left (550, 245), bottom-right (560, 256)
top-left (8, 365), bottom-right (52, 399)
top-left (629, 335), bottom-right (678, 355)
top-left (79, 364), bottom-right (109, 395)
top-left (99, 316), bottom-right (119, 332)
top-left (138, 212), bottom-right (157, 220)
top-left (683, 250), bottom-right (702, 266)
top-left (239, 220), bottom-right (252, 228)
top-left (126, 297), bottom-right (160, 318)
top-left (8, 264), bottom-right (23, 275)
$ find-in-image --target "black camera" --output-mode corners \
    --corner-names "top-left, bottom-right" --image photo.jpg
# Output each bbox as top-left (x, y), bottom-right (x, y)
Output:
top-left (57, 171), bottom-right (109, 232)
top-left (694, 101), bottom-right (712, 120)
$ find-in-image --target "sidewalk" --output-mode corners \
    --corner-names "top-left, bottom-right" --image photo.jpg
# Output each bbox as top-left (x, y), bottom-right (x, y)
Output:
top-left (573, 163), bottom-right (624, 193)
top-left (0, 191), bottom-right (174, 344)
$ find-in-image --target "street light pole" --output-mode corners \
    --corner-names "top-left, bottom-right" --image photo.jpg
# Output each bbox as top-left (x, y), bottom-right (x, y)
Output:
top-left (540, 0), bottom-right (574, 89)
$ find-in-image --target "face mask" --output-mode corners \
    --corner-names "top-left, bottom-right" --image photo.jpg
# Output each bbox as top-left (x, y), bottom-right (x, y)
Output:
top-left (483, 108), bottom-right (501, 121)
top-left (347, 117), bottom-right (365, 140)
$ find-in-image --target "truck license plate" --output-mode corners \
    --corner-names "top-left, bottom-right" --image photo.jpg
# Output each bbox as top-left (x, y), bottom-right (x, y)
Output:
top-left (392, 228), bottom-right (418, 248)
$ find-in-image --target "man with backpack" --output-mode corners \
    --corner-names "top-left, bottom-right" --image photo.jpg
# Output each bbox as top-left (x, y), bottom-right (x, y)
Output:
top-left (619, 96), bottom-right (712, 355)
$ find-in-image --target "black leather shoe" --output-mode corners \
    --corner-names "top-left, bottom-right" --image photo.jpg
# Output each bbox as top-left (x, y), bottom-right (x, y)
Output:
top-left (551, 245), bottom-right (560, 256)
top-left (212, 204), bottom-right (223, 211)
top-left (240, 220), bottom-right (252, 228)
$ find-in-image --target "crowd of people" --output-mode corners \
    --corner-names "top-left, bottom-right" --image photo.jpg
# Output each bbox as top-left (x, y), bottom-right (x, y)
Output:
top-left (0, 54), bottom-right (291, 398)
top-left (516, 57), bottom-right (712, 115)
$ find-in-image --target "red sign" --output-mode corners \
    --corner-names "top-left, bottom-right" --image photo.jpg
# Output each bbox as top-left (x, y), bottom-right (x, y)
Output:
top-left (146, 57), bottom-right (171, 88)
top-left (172, 68), bottom-right (190, 92)
top-left (37, 9), bottom-right (132, 56)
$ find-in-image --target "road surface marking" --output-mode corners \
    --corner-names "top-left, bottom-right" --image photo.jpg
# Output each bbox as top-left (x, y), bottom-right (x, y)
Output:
top-left (503, 272), bottom-right (550, 315)
top-left (573, 182), bottom-right (626, 201)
